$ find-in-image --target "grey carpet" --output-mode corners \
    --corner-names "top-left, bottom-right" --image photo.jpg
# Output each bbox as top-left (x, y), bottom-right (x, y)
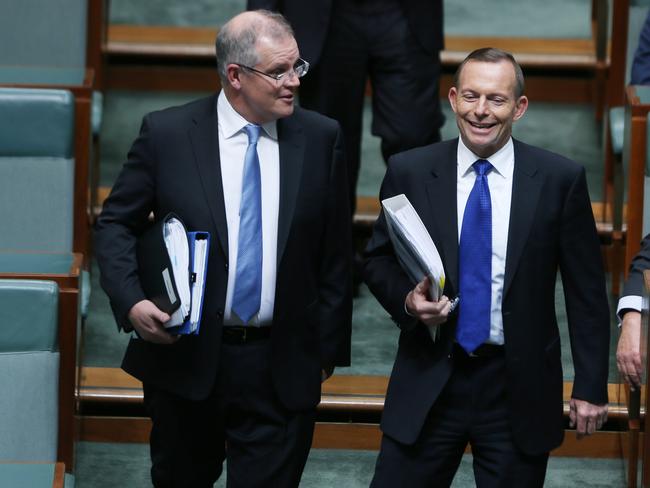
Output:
top-left (74, 442), bottom-right (626, 487)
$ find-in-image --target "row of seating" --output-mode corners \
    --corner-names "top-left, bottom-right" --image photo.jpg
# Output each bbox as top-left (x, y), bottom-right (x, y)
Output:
top-left (0, 2), bottom-right (106, 485)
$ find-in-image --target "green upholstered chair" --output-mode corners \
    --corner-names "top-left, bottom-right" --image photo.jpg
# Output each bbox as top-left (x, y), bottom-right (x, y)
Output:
top-left (0, 0), bottom-right (103, 135)
top-left (0, 280), bottom-right (61, 462)
top-left (0, 87), bottom-right (90, 317)
top-left (0, 280), bottom-right (77, 486)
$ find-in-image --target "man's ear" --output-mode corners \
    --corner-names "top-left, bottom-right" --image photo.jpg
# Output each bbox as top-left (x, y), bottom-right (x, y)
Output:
top-left (226, 64), bottom-right (242, 90)
top-left (448, 86), bottom-right (459, 114)
top-left (513, 95), bottom-right (529, 121)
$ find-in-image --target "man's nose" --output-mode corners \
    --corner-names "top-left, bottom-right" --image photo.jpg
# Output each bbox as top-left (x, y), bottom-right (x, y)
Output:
top-left (284, 70), bottom-right (301, 88)
top-left (474, 96), bottom-right (489, 115)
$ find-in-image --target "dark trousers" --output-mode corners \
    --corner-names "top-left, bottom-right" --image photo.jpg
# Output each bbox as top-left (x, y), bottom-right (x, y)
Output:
top-left (143, 339), bottom-right (316, 488)
top-left (298, 2), bottom-right (443, 214)
top-left (370, 348), bottom-right (549, 488)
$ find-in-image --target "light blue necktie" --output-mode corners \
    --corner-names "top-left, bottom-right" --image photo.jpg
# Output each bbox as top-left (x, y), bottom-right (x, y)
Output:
top-left (232, 124), bottom-right (263, 324)
top-left (456, 159), bottom-right (493, 354)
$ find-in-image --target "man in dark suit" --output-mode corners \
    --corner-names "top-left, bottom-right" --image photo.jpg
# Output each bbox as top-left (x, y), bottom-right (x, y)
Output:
top-left (616, 234), bottom-right (650, 389)
top-left (95, 10), bottom-right (352, 488)
top-left (363, 48), bottom-right (610, 486)
top-left (246, 0), bottom-right (444, 216)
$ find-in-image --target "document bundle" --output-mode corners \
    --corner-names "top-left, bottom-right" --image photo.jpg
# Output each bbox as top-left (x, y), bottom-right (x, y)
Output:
top-left (136, 213), bottom-right (210, 335)
top-left (382, 194), bottom-right (445, 299)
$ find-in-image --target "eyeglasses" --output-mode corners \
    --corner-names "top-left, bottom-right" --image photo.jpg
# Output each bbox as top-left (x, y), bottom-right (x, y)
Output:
top-left (237, 58), bottom-right (310, 82)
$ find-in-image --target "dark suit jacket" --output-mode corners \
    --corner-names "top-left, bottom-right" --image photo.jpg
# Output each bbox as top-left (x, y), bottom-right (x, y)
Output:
top-left (364, 138), bottom-right (610, 455)
top-left (622, 234), bottom-right (650, 297)
top-left (247, 0), bottom-right (444, 64)
top-left (95, 95), bottom-right (352, 411)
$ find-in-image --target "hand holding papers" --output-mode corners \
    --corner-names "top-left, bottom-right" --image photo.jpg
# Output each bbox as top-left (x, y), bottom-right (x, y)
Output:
top-left (382, 194), bottom-right (447, 340)
top-left (136, 213), bottom-right (210, 335)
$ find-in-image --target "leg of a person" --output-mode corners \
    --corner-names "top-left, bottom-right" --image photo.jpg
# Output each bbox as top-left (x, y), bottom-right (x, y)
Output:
top-left (368, 6), bottom-right (443, 162)
top-left (221, 340), bottom-right (316, 488)
top-left (468, 356), bottom-right (549, 488)
top-left (143, 381), bottom-right (226, 488)
top-left (370, 361), bottom-right (475, 487)
top-left (298, 7), bottom-right (369, 214)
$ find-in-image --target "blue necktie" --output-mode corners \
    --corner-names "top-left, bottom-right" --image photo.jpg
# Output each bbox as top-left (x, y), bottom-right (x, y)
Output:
top-left (456, 159), bottom-right (493, 354)
top-left (232, 124), bottom-right (263, 324)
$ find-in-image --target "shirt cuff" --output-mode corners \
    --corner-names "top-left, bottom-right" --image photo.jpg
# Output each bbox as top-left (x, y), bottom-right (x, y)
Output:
top-left (617, 295), bottom-right (643, 322)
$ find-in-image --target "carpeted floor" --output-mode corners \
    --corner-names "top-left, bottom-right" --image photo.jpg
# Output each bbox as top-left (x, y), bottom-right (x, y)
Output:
top-left (74, 442), bottom-right (626, 487)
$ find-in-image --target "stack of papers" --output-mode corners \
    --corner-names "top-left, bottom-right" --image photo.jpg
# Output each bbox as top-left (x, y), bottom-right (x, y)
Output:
top-left (382, 194), bottom-right (446, 301)
top-left (137, 213), bottom-right (210, 335)
top-left (164, 218), bottom-right (191, 327)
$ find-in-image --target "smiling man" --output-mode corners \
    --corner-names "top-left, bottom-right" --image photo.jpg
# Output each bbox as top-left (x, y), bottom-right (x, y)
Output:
top-left (95, 10), bottom-right (352, 488)
top-left (363, 48), bottom-right (610, 487)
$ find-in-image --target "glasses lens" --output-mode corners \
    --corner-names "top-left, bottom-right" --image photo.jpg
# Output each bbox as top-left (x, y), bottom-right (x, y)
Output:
top-left (294, 59), bottom-right (309, 78)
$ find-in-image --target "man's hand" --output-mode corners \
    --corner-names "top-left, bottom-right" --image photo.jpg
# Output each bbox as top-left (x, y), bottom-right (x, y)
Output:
top-left (405, 278), bottom-right (452, 327)
top-left (128, 300), bottom-right (179, 344)
top-left (569, 398), bottom-right (608, 439)
top-left (617, 311), bottom-right (643, 390)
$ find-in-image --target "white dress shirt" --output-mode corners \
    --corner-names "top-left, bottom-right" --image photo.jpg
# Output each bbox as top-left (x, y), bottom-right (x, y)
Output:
top-left (217, 91), bottom-right (279, 326)
top-left (456, 137), bottom-right (515, 345)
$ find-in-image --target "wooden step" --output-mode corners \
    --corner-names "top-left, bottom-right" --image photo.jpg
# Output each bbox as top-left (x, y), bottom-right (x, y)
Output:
top-left (79, 367), bottom-right (633, 421)
top-left (106, 25), bottom-right (599, 71)
top-left (77, 414), bottom-right (631, 458)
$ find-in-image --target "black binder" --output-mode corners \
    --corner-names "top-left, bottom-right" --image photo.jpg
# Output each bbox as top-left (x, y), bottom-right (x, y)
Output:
top-left (136, 213), bottom-right (210, 335)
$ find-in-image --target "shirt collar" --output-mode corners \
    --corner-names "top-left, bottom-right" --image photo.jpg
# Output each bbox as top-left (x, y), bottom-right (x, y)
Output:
top-left (457, 136), bottom-right (514, 179)
top-left (217, 90), bottom-right (278, 141)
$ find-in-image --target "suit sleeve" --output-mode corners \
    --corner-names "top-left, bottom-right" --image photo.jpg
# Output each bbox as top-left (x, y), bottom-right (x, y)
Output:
top-left (558, 167), bottom-right (610, 404)
top-left (363, 159), bottom-right (419, 330)
top-left (94, 115), bottom-right (157, 331)
top-left (622, 234), bottom-right (650, 298)
top-left (632, 10), bottom-right (650, 85)
top-left (317, 125), bottom-right (353, 368)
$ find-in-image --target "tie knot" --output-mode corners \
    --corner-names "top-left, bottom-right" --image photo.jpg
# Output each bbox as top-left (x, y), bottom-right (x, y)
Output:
top-left (473, 159), bottom-right (492, 177)
top-left (245, 124), bottom-right (261, 144)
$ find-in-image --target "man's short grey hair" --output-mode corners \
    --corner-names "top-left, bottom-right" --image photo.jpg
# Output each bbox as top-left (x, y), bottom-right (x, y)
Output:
top-left (216, 10), bottom-right (294, 82)
top-left (454, 47), bottom-right (525, 98)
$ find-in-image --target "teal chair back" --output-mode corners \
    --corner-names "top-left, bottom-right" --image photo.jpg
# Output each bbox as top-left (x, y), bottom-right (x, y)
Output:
top-left (0, 88), bottom-right (75, 252)
top-left (0, 279), bottom-right (60, 462)
top-left (0, 0), bottom-right (88, 69)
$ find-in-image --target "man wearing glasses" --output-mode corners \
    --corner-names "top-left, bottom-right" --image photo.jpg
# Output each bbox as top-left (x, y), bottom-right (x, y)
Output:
top-left (95, 10), bottom-right (352, 487)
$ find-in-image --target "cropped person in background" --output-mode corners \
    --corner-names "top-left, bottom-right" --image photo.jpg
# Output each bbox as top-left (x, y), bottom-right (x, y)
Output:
top-left (632, 10), bottom-right (650, 85)
top-left (247, 0), bottom-right (444, 214)
top-left (95, 10), bottom-right (352, 487)
top-left (616, 234), bottom-right (650, 389)
top-left (364, 48), bottom-right (610, 487)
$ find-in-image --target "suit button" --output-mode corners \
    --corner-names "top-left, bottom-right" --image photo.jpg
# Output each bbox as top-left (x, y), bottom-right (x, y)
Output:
top-left (217, 309), bottom-right (223, 318)
top-left (224, 263), bottom-right (229, 270)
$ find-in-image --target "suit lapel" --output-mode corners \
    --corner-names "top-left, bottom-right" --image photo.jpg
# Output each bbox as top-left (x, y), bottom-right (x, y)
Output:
top-left (425, 140), bottom-right (459, 294)
top-left (276, 115), bottom-right (305, 264)
top-left (503, 140), bottom-right (544, 297)
top-left (188, 96), bottom-right (229, 259)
